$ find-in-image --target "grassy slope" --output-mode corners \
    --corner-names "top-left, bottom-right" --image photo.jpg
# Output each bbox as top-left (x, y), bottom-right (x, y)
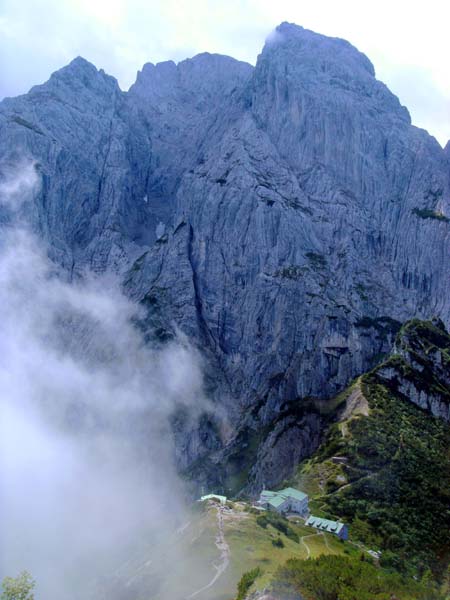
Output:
top-left (288, 321), bottom-right (450, 584)
top-left (224, 504), bottom-right (354, 593)
top-left (104, 500), bottom-right (352, 600)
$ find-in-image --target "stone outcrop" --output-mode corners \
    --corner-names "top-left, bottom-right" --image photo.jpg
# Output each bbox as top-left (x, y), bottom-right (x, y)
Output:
top-left (375, 318), bottom-right (450, 420)
top-left (246, 411), bottom-right (322, 492)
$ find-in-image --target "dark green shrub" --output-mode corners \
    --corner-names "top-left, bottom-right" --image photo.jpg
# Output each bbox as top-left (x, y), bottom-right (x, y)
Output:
top-left (272, 536), bottom-right (284, 548)
top-left (256, 515), bottom-right (268, 529)
top-left (412, 208), bottom-right (449, 222)
top-left (235, 567), bottom-right (262, 600)
top-left (272, 555), bottom-right (443, 600)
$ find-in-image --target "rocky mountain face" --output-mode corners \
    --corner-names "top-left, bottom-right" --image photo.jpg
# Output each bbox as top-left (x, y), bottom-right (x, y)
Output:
top-left (376, 318), bottom-right (450, 420)
top-left (1, 23), bottom-right (449, 491)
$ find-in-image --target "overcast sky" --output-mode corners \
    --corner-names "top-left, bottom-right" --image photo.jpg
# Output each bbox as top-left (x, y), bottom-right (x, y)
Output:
top-left (0, 0), bottom-right (449, 146)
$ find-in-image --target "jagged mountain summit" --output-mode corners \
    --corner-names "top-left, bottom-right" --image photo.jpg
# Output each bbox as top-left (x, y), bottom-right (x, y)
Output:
top-left (1, 23), bottom-right (449, 490)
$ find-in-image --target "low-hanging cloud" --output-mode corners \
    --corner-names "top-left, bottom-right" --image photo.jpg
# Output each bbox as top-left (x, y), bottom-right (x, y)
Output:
top-left (0, 162), bottom-right (210, 599)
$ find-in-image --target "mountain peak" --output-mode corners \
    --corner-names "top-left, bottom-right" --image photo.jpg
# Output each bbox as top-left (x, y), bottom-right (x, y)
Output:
top-left (29, 56), bottom-right (120, 98)
top-left (68, 55), bottom-right (97, 71)
top-left (52, 56), bottom-right (103, 83)
top-left (58, 56), bottom-right (118, 86)
top-left (253, 22), bottom-right (410, 128)
top-left (130, 52), bottom-right (252, 103)
top-left (264, 22), bottom-right (375, 78)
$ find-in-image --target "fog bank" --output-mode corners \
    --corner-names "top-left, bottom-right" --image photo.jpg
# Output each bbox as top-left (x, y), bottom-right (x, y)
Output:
top-left (0, 163), bottom-right (207, 599)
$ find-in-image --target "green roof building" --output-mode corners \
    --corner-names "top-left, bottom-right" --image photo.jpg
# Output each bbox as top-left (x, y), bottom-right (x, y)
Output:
top-left (305, 515), bottom-right (349, 540)
top-left (200, 494), bottom-right (227, 505)
top-left (258, 487), bottom-right (309, 515)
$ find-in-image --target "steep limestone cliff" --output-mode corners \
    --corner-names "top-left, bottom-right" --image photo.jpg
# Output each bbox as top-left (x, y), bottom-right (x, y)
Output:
top-left (126, 24), bottom-right (450, 430)
top-left (1, 23), bottom-right (449, 482)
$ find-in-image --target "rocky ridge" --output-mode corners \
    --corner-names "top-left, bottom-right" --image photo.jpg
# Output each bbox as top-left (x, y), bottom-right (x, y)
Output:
top-left (376, 318), bottom-right (450, 420)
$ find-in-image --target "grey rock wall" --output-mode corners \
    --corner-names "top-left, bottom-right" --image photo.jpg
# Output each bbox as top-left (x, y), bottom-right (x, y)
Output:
top-left (1, 22), bottom-right (449, 484)
top-left (126, 24), bottom-right (450, 419)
